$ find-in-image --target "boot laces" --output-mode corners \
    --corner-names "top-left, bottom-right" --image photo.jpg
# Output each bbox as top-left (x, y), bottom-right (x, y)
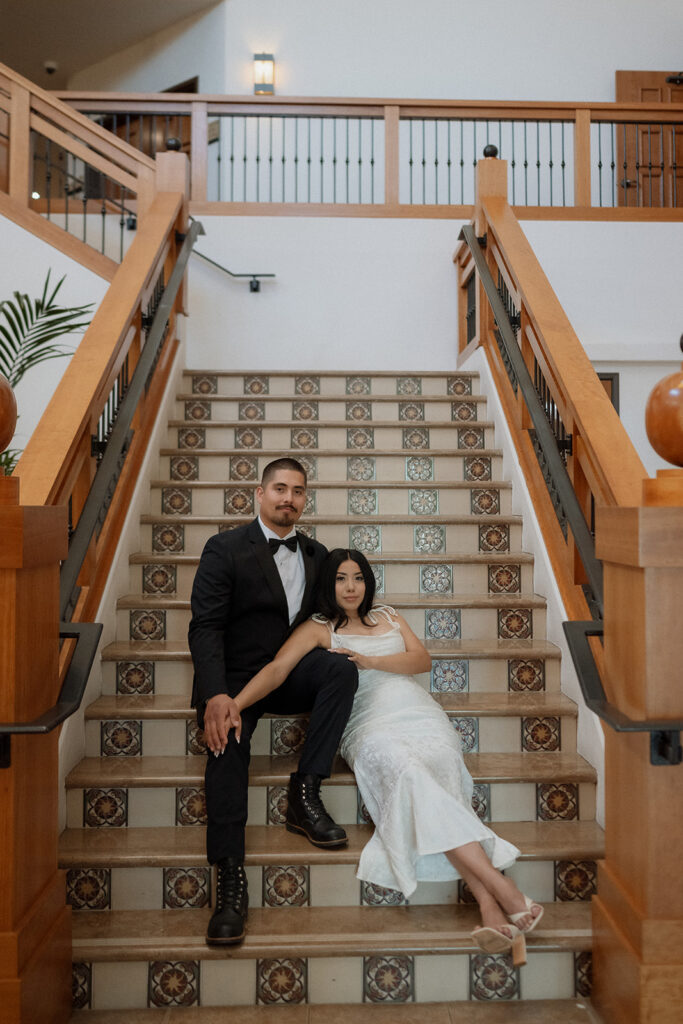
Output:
top-left (299, 776), bottom-right (327, 820)
top-left (216, 861), bottom-right (247, 912)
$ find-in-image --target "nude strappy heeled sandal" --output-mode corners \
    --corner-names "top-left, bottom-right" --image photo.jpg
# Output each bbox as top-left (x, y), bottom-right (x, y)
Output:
top-left (471, 923), bottom-right (527, 966)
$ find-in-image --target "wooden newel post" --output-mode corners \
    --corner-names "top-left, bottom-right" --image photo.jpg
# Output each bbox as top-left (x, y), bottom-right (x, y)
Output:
top-left (0, 373), bottom-right (71, 1024)
top-left (592, 357), bottom-right (683, 1024)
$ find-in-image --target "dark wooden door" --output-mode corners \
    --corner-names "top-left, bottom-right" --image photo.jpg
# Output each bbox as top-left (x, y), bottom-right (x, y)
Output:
top-left (615, 70), bottom-right (683, 207)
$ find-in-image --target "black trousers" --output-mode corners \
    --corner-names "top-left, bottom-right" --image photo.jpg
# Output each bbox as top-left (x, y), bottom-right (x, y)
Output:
top-left (204, 648), bottom-right (358, 863)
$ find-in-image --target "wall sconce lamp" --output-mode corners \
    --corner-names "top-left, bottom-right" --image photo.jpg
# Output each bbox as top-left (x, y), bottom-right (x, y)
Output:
top-left (254, 53), bottom-right (275, 95)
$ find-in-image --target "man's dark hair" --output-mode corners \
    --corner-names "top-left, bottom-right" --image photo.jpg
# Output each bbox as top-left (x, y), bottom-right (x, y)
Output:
top-left (314, 548), bottom-right (376, 631)
top-left (261, 457), bottom-right (308, 488)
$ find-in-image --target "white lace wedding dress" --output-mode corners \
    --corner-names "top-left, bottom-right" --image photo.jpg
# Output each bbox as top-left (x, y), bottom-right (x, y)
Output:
top-left (316, 606), bottom-right (520, 898)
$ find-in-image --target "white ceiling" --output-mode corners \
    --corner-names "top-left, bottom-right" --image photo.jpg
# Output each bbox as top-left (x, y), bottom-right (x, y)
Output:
top-left (0, 0), bottom-right (220, 89)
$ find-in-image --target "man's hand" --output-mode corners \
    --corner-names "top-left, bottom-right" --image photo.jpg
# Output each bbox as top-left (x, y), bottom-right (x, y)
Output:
top-left (203, 693), bottom-right (242, 754)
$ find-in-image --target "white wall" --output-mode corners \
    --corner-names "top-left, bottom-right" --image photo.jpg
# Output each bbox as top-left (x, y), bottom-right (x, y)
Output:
top-left (522, 219), bottom-right (683, 476)
top-left (70, 0), bottom-right (683, 103)
top-left (0, 216), bottom-right (109, 453)
top-left (187, 215), bottom-right (463, 371)
top-left (68, 4), bottom-right (226, 92)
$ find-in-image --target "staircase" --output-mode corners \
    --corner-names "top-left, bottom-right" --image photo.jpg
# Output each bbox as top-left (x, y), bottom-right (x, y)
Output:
top-left (61, 369), bottom-right (603, 1020)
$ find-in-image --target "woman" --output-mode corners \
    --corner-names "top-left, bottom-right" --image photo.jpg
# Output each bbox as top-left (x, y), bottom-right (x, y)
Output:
top-left (219, 548), bottom-right (543, 963)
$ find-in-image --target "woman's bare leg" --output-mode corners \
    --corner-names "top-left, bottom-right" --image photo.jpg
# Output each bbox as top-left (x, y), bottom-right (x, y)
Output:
top-left (445, 841), bottom-right (541, 932)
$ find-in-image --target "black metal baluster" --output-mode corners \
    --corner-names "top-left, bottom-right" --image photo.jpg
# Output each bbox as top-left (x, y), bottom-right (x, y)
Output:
top-left (610, 123), bottom-right (616, 207)
top-left (598, 122), bottom-right (604, 207)
top-left (320, 117), bottom-right (324, 203)
top-left (473, 121), bottom-right (478, 185)
top-left (659, 123), bottom-right (665, 206)
top-left (370, 118), bottom-right (375, 205)
top-left (673, 125), bottom-right (678, 207)
top-left (548, 122), bottom-right (554, 206)
top-left (45, 138), bottom-right (52, 220)
top-left (344, 117), bottom-right (349, 203)
top-left (647, 124), bottom-right (653, 206)
top-left (255, 114), bottom-right (261, 203)
top-left (333, 118), bottom-right (337, 204)
top-left (459, 121), bottom-right (464, 203)
top-left (635, 124), bottom-right (641, 206)
top-left (119, 185), bottom-right (125, 262)
top-left (243, 116), bottom-right (248, 203)
top-left (214, 118), bottom-right (221, 202)
top-left (447, 120), bottom-right (452, 205)
top-left (421, 119), bottom-right (426, 205)
top-left (268, 117), bottom-right (273, 203)
top-left (561, 122), bottom-right (566, 206)
top-left (435, 119), bottom-right (440, 204)
top-left (229, 117), bottom-right (235, 202)
top-left (308, 117), bottom-right (312, 203)
top-left (409, 119), bottom-right (414, 204)
top-left (536, 121), bottom-right (541, 203)
top-left (294, 117), bottom-right (300, 203)
top-left (100, 177), bottom-right (106, 255)
top-left (511, 122), bottom-right (516, 204)
top-left (524, 121), bottom-right (529, 204)
top-left (358, 118), bottom-right (362, 204)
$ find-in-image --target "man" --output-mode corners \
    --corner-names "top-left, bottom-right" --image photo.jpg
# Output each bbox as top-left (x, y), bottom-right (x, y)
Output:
top-left (188, 457), bottom-right (358, 945)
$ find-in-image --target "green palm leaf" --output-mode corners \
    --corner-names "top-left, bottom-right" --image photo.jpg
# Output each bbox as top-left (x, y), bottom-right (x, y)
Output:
top-left (0, 270), bottom-right (93, 388)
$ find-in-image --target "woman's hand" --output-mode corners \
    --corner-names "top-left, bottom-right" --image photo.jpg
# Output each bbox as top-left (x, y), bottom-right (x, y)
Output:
top-left (330, 646), bottom-right (375, 670)
top-left (203, 693), bottom-right (242, 753)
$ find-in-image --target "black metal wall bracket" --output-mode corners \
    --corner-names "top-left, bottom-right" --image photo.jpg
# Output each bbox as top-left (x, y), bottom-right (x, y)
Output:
top-left (0, 621), bottom-right (103, 769)
top-left (563, 620), bottom-right (683, 766)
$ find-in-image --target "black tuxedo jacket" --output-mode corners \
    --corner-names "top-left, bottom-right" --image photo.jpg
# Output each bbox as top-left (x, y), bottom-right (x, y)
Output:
top-left (188, 518), bottom-right (328, 709)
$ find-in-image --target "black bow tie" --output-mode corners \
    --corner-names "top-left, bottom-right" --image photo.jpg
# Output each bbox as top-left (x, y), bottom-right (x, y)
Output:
top-left (268, 535), bottom-right (298, 554)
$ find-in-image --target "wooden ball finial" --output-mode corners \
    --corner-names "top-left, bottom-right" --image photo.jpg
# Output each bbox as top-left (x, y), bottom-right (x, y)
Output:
top-left (0, 373), bottom-right (17, 454)
top-left (645, 338), bottom-right (683, 466)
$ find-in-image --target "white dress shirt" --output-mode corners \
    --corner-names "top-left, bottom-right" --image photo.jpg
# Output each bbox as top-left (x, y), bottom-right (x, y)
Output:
top-left (258, 516), bottom-right (306, 624)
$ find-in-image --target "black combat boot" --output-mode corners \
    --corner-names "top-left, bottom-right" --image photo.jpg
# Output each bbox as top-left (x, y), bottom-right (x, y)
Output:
top-left (286, 772), bottom-right (347, 848)
top-left (206, 857), bottom-right (248, 945)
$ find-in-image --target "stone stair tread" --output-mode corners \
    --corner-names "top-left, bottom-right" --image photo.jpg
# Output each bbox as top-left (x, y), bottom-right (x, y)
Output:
top-left (59, 820), bottom-right (604, 867)
top-left (67, 999), bottom-right (602, 1024)
top-left (116, 592), bottom-right (547, 610)
top-left (140, 512), bottom-right (523, 525)
top-left (176, 392), bottom-right (488, 403)
top-left (71, 902), bottom-right (592, 961)
top-left (65, 752), bottom-right (596, 789)
top-left (101, 637), bottom-right (561, 661)
top-left (151, 479), bottom-right (512, 490)
top-left (185, 369), bottom-right (480, 379)
top-left (169, 419), bottom-right (497, 429)
top-left (84, 692), bottom-right (577, 721)
top-left (130, 550), bottom-right (535, 565)
top-left (161, 447), bottom-right (504, 457)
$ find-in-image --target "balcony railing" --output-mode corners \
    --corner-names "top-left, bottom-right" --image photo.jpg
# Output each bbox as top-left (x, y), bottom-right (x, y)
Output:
top-left (55, 92), bottom-right (683, 213)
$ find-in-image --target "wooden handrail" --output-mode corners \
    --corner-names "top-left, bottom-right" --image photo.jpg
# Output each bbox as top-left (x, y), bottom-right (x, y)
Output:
top-left (480, 193), bottom-right (646, 509)
top-left (456, 156), bottom-right (648, 618)
top-left (16, 191), bottom-right (182, 506)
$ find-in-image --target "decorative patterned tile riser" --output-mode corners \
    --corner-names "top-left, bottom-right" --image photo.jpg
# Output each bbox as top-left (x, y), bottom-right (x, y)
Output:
top-left (116, 604), bottom-right (544, 644)
top-left (181, 372), bottom-right (481, 398)
top-left (150, 484), bottom-right (512, 519)
top-left (67, 859), bottom-right (589, 912)
top-left (171, 424), bottom-right (497, 451)
top-left (139, 520), bottom-right (524, 555)
top-left (158, 451), bottom-right (505, 482)
top-left (172, 397), bottom-right (488, 423)
top-left (129, 560), bottom-right (533, 600)
top-left (65, 781), bottom-right (596, 830)
top-left (84, 714), bottom-right (576, 759)
top-left (76, 949), bottom-right (579, 1010)
top-left (99, 655), bottom-right (561, 698)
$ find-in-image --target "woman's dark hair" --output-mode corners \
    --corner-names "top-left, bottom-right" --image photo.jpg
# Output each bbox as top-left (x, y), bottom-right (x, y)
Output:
top-left (314, 548), bottom-right (376, 631)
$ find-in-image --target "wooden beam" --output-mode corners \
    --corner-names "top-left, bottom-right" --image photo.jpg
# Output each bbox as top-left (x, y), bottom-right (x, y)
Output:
top-left (8, 84), bottom-right (30, 204)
